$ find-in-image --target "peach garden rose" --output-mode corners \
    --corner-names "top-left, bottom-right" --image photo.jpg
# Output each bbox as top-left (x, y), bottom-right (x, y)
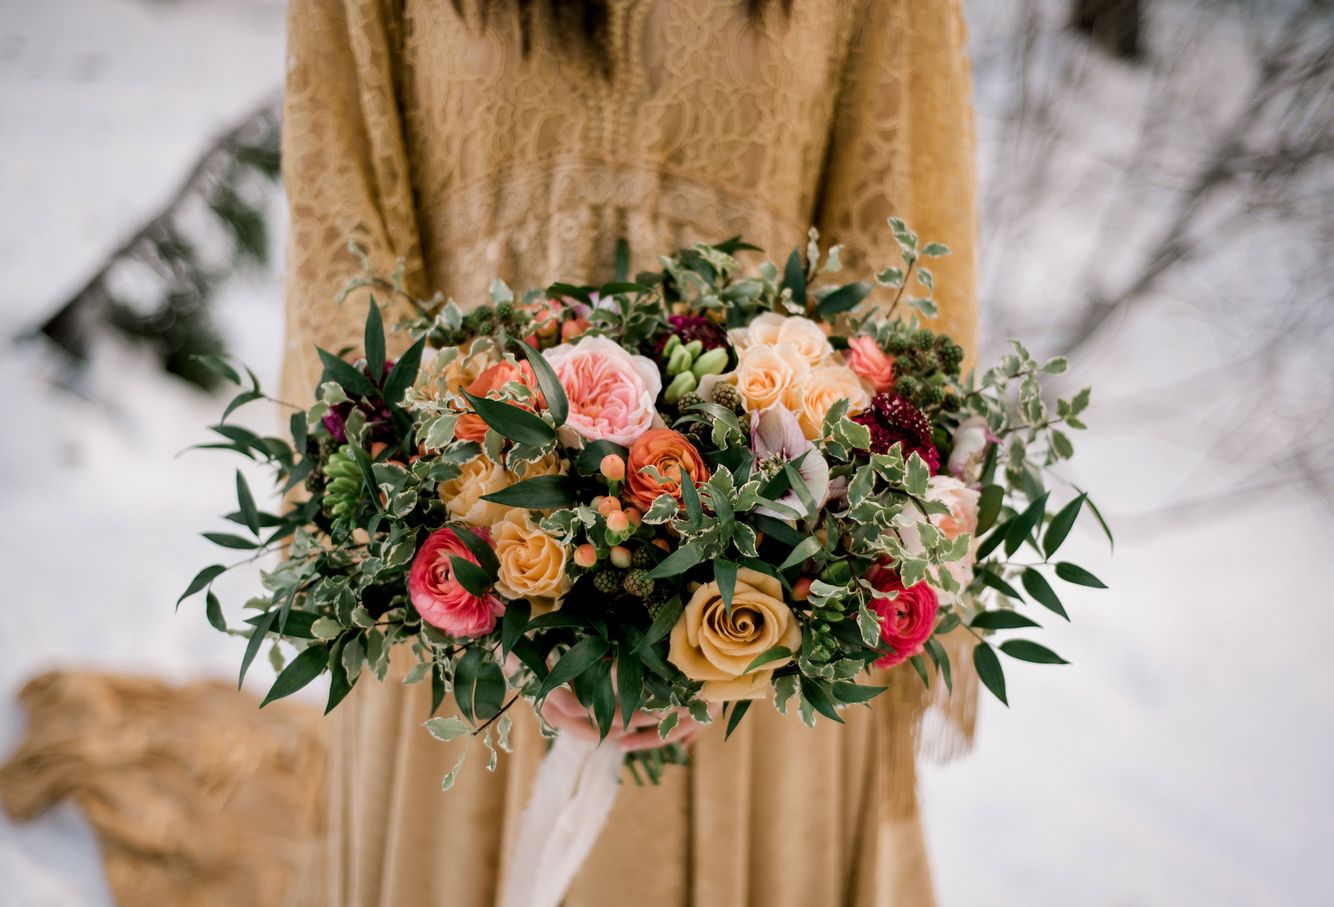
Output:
top-left (844, 335), bottom-right (896, 393)
top-left (624, 428), bottom-right (710, 511)
top-left (492, 508), bottom-right (571, 611)
top-left (784, 363), bottom-right (871, 439)
top-left (544, 334), bottom-right (662, 446)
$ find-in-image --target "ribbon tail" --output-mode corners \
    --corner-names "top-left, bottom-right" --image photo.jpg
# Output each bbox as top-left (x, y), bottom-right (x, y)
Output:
top-left (501, 734), bottom-right (623, 907)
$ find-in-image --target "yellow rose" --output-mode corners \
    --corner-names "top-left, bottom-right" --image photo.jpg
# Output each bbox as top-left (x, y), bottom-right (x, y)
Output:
top-left (735, 342), bottom-right (811, 411)
top-left (775, 315), bottom-right (833, 367)
top-left (668, 567), bottom-right (803, 701)
top-left (437, 454), bottom-right (512, 527)
top-left (492, 509), bottom-right (571, 612)
top-left (784, 364), bottom-right (872, 440)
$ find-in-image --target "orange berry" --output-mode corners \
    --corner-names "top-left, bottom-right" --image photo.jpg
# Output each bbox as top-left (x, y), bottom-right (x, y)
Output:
top-left (610, 546), bottom-right (632, 569)
top-left (574, 544), bottom-right (598, 568)
top-left (597, 496), bottom-right (622, 517)
top-left (599, 453), bottom-right (626, 482)
top-left (606, 511), bottom-right (630, 533)
top-left (791, 577), bottom-right (813, 601)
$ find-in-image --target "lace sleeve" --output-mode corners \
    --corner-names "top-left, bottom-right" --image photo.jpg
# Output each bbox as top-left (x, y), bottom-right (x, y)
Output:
top-left (281, 0), bottom-right (426, 401)
top-left (816, 0), bottom-right (978, 360)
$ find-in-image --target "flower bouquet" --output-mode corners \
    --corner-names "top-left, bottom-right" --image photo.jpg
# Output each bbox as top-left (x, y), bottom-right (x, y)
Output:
top-left (182, 219), bottom-right (1111, 790)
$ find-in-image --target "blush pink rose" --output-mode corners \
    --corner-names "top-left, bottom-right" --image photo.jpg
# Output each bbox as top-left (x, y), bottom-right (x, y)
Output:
top-left (844, 336), bottom-right (896, 393)
top-left (866, 564), bottom-right (939, 669)
top-left (544, 335), bottom-right (662, 446)
top-left (408, 528), bottom-right (504, 638)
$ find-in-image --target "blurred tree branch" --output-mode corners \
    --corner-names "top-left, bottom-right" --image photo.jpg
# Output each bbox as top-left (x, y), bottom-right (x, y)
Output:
top-left (22, 95), bottom-right (282, 389)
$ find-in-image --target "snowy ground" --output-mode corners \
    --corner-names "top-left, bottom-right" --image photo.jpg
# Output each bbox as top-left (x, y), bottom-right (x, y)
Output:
top-left (1, 1), bottom-right (1331, 905)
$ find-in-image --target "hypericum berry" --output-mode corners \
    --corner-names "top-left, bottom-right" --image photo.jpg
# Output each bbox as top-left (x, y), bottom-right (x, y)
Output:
top-left (573, 544), bottom-right (599, 569)
top-left (622, 569), bottom-right (655, 598)
top-left (606, 510), bottom-right (630, 534)
top-left (791, 577), bottom-right (813, 601)
top-left (710, 383), bottom-right (743, 413)
top-left (609, 545), bottom-right (633, 569)
top-left (593, 570), bottom-right (622, 595)
top-left (597, 496), bottom-right (622, 517)
top-left (599, 453), bottom-right (626, 482)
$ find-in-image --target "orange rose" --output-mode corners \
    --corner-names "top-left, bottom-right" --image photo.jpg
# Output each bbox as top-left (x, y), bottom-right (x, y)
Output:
top-left (624, 428), bottom-right (710, 511)
top-left (455, 361), bottom-right (539, 443)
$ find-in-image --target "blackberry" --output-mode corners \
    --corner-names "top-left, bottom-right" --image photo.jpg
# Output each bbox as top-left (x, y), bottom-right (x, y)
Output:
top-left (622, 569), bottom-right (655, 598)
top-left (593, 569), bottom-right (622, 595)
top-left (676, 391), bottom-right (704, 412)
top-left (494, 301), bottom-right (514, 320)
top-left (912, 329), bottom-right (935, 350)
top-left (631, 546), bottom-right (655, 569)
top-left (710, 383), bottom-right (744, 413)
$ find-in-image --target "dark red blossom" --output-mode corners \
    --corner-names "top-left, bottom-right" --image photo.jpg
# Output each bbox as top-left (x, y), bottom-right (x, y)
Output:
top-left (653, 315), bottom-right (730, 357)
top-left (853, 392), bottom-right (940, 473)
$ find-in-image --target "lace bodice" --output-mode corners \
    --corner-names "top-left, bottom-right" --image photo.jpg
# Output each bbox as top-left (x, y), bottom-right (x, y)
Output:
top-left (280, 0), bottom-right (977, 399)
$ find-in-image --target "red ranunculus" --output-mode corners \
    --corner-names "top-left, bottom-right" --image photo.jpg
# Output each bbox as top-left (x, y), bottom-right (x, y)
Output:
top-left (866, 563), bottom-right (939, 668)
top-left (408, 528), bottom-right (503, 638)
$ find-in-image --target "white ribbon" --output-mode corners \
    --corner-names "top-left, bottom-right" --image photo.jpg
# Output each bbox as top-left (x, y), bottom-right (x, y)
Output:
top-left (501, 734), bottom-right (623, 907)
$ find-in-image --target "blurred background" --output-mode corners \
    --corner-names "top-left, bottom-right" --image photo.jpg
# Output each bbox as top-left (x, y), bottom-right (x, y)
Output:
top-left (1, 0), bottom-right (1331, 903)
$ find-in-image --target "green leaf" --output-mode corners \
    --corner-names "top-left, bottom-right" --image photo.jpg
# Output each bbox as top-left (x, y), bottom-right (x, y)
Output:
top-left (325, 640), bottom-right (355, 713)
top-left (203, 531), bottom-right (260, 550)
top-left (714, 559), bottom-right (738, 611)
top-left (178, 564), bottom-right (227, 607)
top-left (1000, 639), bottom-right (1069, 664)
top-left (800, 678), bottom-right (844, 723)
top-left (235, 470), bottom-right (260, 535)
top-left (318, 348), bottom-right (377, 398)
top-left (617, 649), bottom-right (644, 731)
top-left (1076, 487), bottom-right (1115, 551)
top-left (423, 715), bottom-right (470, 742)
top-left (641, 596), bottom-right (683, 647)
top-left (816, 281), bottom-right (871, 317)
top-left (514, 340), bottom-right (569, 427)
top-left (1054, 562), bottom-right (1108, 589)
top-left (461, 390), bottom-right (555, 447)
top-left (260, 644), bottom-right (328, 706)
top-left (782, 250), bottom-right (807, 307)
top-left (243, 609), bottom-right (319, 639)
top-left (536, 637), bottom-right (610, 702)
top-left (364, 298), bottom-right (386, 380)
top-left (453, 525), bottom-right (500, 576)
top-left (970, 610), bottom-right (1041, 630)
top-left (575, 440), bottom-right (630, 476)
top-left (975, 485), bottom-right (1004, 535)
top-left (922, 242), bottom-right (950, 257)
top-left (831, 682), bottom-right (887, 703)
top-left (500, 597), bottom-right (531, 656)
top-left (195, 354), bottom-right (241, 385)
top-left (972, 643), bottom-right (1008, 706)
top-left (1004, 492), bottom-right (1049, 557)
top-left (204, 591), bottom-right (226, 631)
top-left (778, 536), bottom-right (822, 572)
top-left (383, 335), bottom-right (426, 407)
top-left (724, 698), bottom-right (752, 740)
top-left (644, 543), bottom-right (703, 580)
top-left (978, 568), bottom-right (1023, 601)
top-left (975, 518), bottom-right (1011, 561)
top-left (1021, 568), bottom-right (1068, 619)
top-left (904, 452), bottom-right (930, 497)
top-left (454, 648), bottom-right (506, 722)
top-left (743, 645), bottom-right (793, 675)
top-left (657, 710), bottom-right (681, 741)
top-left (1043, 494), bottom-right (1085, 557)
top-left (479, 474), bottom-right (574, 509)
top-left (449, 556), bottom-right (492, 597)
top-left (221, 389), bottom-right (263, 423)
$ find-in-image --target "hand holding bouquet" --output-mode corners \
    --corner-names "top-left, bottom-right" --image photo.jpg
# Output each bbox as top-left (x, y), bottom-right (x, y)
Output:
top-left (182, 219), bottom-right (1110, 787)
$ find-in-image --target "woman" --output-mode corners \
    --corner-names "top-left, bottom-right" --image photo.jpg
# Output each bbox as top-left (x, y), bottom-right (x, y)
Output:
top-left (282, 1), bottom-right (979, 904)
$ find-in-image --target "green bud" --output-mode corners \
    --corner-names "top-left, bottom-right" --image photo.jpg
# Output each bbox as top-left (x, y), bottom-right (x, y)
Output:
top-left (683, 340), bottom-right (704, 359)
top-left (663, 370), bottom-right (698, 404)
top-left (691, 347), bottom-right (728, 378)
top-left (817, 561), bottom-right (852, 585)
top-left (667, 345), bottom-right (693, 376)
top-left (662, 335), bottom-right (682, 357)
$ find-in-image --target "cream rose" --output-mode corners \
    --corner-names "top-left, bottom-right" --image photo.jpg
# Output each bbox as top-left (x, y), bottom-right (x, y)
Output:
top-left (784, 364), bottom-right (872, 439)
top-left (437, 454), bottom-right (512, 527)
top-left (492, 509), bottom-right (571, 611)
top-left (668, 568), bottom-right (803, 702)
top-left (734, 342), bottom-right (811, 412)
top-left (775, 315), bottom-right (834, 366)
top-left (731, 311), bottom-right (785, 349)
top-left (898, 475), bottom-right (982, 605)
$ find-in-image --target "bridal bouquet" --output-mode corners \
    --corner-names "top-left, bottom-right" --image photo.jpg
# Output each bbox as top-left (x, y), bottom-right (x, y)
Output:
top-left (182, 220), bottom-right (1110, 787)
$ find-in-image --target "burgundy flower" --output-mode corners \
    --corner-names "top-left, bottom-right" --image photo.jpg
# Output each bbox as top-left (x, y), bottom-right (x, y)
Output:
top-left (853, 392), bottom-right (940, 473)
top-left (653, 315), bottom-right (730, 357)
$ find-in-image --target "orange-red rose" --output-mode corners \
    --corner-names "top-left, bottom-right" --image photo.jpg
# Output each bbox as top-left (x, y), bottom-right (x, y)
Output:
top-left (624, 428), bottom-right (710, 510)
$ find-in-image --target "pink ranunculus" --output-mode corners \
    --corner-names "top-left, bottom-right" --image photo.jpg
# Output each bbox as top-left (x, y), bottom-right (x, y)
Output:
top-left (544, 335), bottom-right (662, 446)
top-left (408, 528), bottom-right (504, 638)
top-left (866, 564), bottom-right (939, 669)
top-left (844, 336), bottom-right (896, 393)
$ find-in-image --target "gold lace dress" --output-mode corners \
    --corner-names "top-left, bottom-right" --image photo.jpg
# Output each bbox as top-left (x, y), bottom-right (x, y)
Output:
top-left (280, 1), bottom-right (980, 905)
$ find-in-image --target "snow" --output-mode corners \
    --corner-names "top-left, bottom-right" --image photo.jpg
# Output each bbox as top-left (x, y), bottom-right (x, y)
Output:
top-left (1, 0), bottom-right (1331, 905)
